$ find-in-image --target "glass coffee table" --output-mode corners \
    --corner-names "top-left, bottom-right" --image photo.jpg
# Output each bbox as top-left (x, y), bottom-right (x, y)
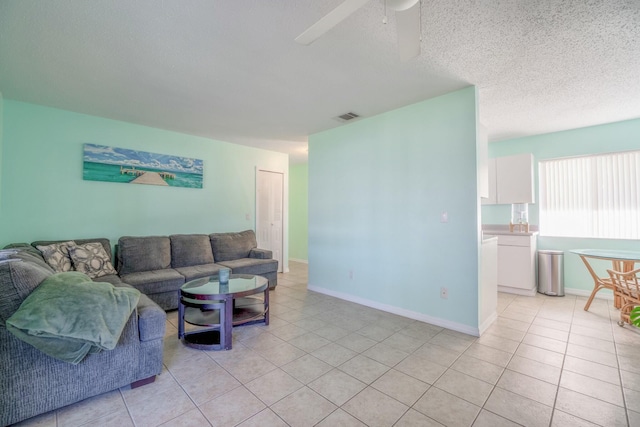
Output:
top-left (178, 274), bottom-right (269, 350)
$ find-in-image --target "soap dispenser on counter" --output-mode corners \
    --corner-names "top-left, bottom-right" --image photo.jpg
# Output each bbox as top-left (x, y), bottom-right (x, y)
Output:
top-left (509, 203), bottom-right (529, 233)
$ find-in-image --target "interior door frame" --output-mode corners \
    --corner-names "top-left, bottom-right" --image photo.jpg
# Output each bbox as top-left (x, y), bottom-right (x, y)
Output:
top-left (255, 167), bottom-right (288, 273)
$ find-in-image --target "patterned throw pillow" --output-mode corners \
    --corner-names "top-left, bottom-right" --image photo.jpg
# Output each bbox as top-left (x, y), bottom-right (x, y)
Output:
top-left (68, 243), bottom-right (117, 279)
top-left (36, 241), bottom-right (76, 272)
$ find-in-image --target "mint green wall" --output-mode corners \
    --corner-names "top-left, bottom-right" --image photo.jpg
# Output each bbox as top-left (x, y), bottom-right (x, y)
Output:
top-left (0, 100), bottom-right (289, 251)
top-left (309, 87), bottom-right (480, 329)
top-left (289, 163), bottom-right (308, 261)
top-left (483, 118), bottom-right (640, 293)
top-left (0, 92), bottom-right (3, 212)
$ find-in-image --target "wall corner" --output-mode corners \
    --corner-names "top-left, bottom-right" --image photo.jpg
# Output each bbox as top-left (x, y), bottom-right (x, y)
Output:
top-left (0, 92), bottom-right (4, 213)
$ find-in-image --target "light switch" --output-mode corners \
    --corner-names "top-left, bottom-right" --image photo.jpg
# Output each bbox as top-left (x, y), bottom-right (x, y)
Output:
top-left (440, 211), bottom-right (448, 223)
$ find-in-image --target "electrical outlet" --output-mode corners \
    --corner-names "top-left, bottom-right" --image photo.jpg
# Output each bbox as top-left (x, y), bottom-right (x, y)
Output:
top-left (440, 287), bottom-right (448, 299)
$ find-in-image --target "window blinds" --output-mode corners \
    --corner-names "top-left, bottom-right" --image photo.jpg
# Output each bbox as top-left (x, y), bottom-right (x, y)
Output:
top-left (539, 151), bottom-right (640, 239)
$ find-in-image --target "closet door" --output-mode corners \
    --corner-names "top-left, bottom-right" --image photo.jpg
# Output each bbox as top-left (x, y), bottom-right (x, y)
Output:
top-left (256, 169), bottom-right (283, 272)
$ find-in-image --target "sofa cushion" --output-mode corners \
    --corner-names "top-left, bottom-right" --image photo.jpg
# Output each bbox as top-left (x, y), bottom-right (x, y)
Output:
top-left (68, 243), bottom-right (117, 279)
top-left (147, 292), bottom-right (181, 311)
top-left (0, 257), bottom-right (53, 324)
top-left (119, 269), bottom-right (184, 295)
top-left (117, 236), bottom-right (171, 275)
top-left (217, 258), bottom-right (278, 276)
top-left (170, 234), bottom-right (215, 267)
top-left (209, 230), bottom-right (257, 262)
top-left (174, 264), bottom-right (223, 282)
top-left (35, 241), bottom-right (75, 272)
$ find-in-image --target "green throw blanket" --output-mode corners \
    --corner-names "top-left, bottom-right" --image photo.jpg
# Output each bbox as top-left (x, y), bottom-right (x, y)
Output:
top-left (6, 271), bottom-right (140, 364)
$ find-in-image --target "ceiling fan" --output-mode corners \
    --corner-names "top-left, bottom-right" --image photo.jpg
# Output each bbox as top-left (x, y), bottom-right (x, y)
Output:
top-left (295, 0), bottom-right (422, 61)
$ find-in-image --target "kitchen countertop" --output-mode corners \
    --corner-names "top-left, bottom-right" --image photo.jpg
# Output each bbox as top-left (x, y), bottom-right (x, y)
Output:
top-left (482, 225), bottom-right (539, 237)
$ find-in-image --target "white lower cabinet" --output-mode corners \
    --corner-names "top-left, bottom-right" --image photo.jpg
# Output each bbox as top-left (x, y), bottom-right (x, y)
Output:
top-left (485, 233), bottom-right (537, 296)
top-left (480, 237), bottom-right (498, 334)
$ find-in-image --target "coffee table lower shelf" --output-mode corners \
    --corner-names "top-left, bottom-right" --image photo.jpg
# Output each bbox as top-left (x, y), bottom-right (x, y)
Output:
top-left (181, 307), bottom-right (225, 350)
top-left (233, 296), bottom-right (268, 325)
top-left (180, 296), bottom-right (268, 350)
top-left (183, 329), bottom-right (224, 350)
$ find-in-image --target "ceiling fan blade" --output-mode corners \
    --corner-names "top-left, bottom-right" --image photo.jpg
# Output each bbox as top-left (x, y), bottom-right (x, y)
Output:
top-left (395, 1), bottom-right (421, 61)
top-left (295, 0), bottom-right (372, 45)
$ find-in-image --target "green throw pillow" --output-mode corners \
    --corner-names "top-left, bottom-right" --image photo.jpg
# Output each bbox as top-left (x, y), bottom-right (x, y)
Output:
top-left (6, 271), bottom-right (140, 364)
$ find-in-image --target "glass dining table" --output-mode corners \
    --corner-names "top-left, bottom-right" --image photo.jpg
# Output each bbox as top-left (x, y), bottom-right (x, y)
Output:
top-left (571, 249), bottom-right (640, 311)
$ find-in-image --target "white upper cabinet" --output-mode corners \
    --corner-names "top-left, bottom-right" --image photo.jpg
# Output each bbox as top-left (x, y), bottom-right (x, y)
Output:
top-left (483, 153), bottom-right (535, 205)
top-left (481, 158), bottom-right (498, 204)
top-left (497, 154), bottom-right (535, 204)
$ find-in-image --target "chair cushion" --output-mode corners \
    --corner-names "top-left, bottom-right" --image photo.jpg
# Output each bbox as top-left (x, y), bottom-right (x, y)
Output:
top-left (209, 230), bottom-right (257, 262)
top-left (117, 236), bottom-right (171, 275)
top-left (170, 234), bottom-right (215, 267)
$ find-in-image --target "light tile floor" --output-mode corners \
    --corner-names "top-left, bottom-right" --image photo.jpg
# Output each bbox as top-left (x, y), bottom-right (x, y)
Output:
top-left (16, 261), bottom-right (640, 426)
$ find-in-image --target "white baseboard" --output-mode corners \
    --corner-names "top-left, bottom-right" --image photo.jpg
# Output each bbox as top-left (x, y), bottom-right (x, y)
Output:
top-left (564, 287), bottom-right (614, 300)
top-left (497, 286), bottom-right (537, 297)
top-left (478, 312), bottom-right (498, 336)
top-left (498, 285), bottom-right (614, 301)
top-left (289, 258), bottom-right (308, 264)
top-left (308, 284), bottom-right (481, 337)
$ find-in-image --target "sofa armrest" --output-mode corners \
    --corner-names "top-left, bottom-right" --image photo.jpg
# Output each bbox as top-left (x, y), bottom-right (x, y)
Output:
top-left (114, 282), bottom-right (166, 341)
top-left (249, 248), bottom-right (272, 259)
top-left (136, 293), bottom-right (166, 342)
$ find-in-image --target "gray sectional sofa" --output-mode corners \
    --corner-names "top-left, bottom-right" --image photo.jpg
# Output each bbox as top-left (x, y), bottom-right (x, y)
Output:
top-left (117, 230), bottom-right (278, 310)
top-left (0, 229), bottom-right (275, 425)
top-left (0, 239), bottom-right (166, 427)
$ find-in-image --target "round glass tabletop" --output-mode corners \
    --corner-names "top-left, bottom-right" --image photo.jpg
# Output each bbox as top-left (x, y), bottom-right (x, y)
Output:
top-left (181, 274), bottom-right (268, 299)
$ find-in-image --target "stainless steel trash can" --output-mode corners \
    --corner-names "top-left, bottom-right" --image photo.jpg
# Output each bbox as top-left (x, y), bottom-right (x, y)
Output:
top-left (538, 250), bottom-right (564, 296)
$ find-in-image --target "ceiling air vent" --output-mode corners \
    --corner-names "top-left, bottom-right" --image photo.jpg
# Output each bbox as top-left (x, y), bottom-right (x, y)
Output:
top-left (334, 112), bottom-right (360, 122)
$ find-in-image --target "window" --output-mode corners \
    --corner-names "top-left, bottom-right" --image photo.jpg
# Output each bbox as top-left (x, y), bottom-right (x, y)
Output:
top-left (539, 150), bottom-right (640, 239)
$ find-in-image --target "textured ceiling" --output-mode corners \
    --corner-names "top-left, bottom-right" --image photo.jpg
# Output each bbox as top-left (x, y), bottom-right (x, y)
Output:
top-left (1, 1), bottom-right (639, 163)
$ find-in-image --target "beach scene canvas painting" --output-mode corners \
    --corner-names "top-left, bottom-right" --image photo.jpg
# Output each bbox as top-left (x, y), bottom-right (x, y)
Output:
top-left (83, 144), bottom-right (203, 188)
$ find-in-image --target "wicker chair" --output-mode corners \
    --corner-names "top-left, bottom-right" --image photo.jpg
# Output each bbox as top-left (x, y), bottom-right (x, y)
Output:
top-left (607, 268), bottom-right (640, 327)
